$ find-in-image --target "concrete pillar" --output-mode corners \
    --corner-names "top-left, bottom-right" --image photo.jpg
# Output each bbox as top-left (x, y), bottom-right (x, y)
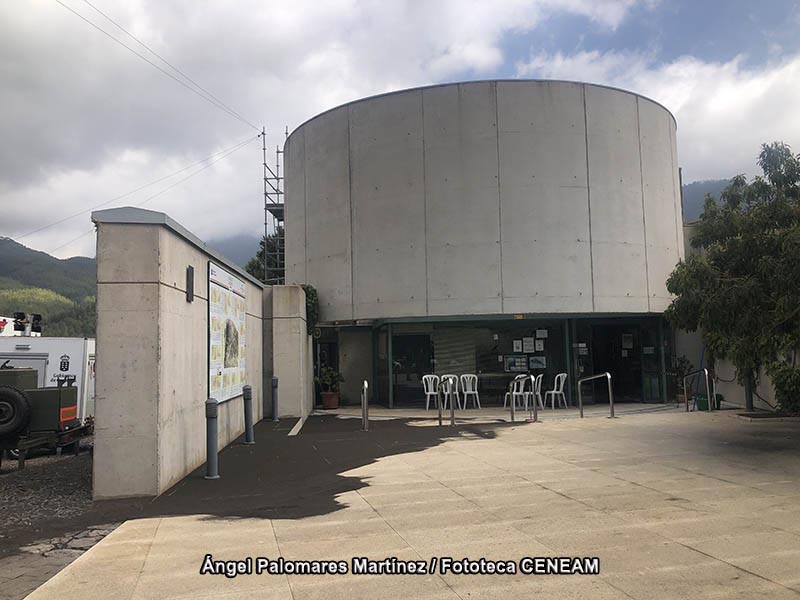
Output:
top-left (272, 286), bottom-right (314, 418)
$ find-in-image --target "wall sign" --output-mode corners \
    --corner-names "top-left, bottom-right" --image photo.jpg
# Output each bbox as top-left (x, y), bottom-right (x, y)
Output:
top-left (529, 356), bottom-right (547, 369)
top-left (505, 355), bottom-right (528, 372)
top-left (208, 262), bottom-right (247, 402)
top-left (522, 337), bottom-right (535, 353)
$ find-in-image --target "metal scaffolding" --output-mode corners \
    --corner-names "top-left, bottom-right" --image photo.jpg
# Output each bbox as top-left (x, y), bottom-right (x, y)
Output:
top-left (262, 126), bottom-right (287, 285)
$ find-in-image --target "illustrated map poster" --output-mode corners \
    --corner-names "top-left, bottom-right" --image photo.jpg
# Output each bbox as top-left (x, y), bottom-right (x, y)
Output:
top-left (208, 262), bottom-right (246, 402)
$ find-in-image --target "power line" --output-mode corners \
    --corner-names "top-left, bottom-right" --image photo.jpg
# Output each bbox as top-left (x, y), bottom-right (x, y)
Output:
top-left (47, 135), bottom-right (258, 255)
top-left (17, 135), bottom-right (258, 240)
top-left (53, 0), bottom-right (260, 132)
top-left (80, 0), bottom-right (252, 127)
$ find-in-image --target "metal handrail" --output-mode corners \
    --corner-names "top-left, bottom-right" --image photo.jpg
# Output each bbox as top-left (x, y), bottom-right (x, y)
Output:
top-left (507, 373), bottom-right (527, 423)
top-left (683, 368), bottom-right (713, 412)
top-left (577, 372), bottom-right (614, 418)
top-left (526, 374), bottom-right (539, 423)
top-left (437, 376), bottom-right (457, 427)
top-left (361, 380), bottom-right (369, 431)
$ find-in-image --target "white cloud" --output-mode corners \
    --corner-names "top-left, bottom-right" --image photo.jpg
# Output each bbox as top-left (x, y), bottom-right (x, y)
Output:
top-left (516, 49), bottom-right (800, 183)
top-left (1, 0), bottom-right (640, 257)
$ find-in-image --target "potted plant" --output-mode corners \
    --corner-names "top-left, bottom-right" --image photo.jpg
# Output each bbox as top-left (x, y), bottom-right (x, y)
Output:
top-left (317, 367), bottom-right (344, 409)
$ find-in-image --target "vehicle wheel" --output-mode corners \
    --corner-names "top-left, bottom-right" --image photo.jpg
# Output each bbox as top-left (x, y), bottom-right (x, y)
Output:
top-left (0, 386), bottom-right (31, 436)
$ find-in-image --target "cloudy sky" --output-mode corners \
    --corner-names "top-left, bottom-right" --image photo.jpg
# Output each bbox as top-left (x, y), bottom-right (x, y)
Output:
top-left (2, 0), bottom-right (800, 258)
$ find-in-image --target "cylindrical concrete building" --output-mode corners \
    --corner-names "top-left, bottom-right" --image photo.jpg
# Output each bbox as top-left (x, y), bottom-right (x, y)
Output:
top-left (285, 80), bottom-right (684, 407)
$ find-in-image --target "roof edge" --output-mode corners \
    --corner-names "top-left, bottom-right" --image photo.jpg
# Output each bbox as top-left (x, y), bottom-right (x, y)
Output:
top-left (91, 206), bottom-right (265, 289)
top-left (285, 78), bottom-right (677, 145)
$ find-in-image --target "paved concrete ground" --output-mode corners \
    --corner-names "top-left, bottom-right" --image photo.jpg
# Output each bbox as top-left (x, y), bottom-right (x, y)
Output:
top-left (324, 401), bottom-right (676, 423)
top-left (22, 410), bottom-right (800, 599)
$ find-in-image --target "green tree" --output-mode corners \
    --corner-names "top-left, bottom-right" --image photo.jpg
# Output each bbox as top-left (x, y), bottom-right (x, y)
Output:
top-left (665, 142), bottom-right (800, 413)
top-left (245, 227), bottom-right (284, 284)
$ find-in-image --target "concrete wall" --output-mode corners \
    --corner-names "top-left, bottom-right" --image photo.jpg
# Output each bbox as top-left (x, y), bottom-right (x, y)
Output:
top-left (272, 286), bottom-right (314, 419)
top-left (92, 208), bottom-right (270, 499)
top-left (285, 80), bottom-right (683, 322)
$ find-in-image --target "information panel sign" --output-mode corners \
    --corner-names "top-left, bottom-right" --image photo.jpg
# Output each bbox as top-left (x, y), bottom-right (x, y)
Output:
top-left (208, 262), bottom-right (246, 402)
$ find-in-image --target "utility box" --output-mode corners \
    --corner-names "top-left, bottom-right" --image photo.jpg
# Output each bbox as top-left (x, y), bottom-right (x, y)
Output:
top-left (0, 367), bottom-right (38, 392)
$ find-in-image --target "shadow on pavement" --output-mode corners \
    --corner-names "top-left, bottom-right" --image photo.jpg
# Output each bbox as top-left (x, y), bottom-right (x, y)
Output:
top-left (1, 415), bottom-right (514, 551)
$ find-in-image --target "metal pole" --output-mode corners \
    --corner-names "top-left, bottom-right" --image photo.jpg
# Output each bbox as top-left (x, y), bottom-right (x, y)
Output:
top-left (205, 397), bottom-right (220, 480)
top-left (510, 379), bottom-right (516, 423)
top-left (578, 383), bottom-right (584, 418)
top-left (262, 127), bottom-right (268, 284)
top-left (607, 373), bottom-right (615, 418)
top-left (437, 380), bottom-right (443, 427)
top-left (272, 376), bottom-right (279, 422)
top-left (449, 377), bottom-right (455, 427)
top-left (362, 380), bottom-right (369, 432)
top-left (243, 385), bottom-right (255, 445)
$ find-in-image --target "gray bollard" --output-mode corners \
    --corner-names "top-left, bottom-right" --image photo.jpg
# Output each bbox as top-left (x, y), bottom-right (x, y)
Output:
top-left (205, 397), bottom-right (220, 480)
top-left (437, 383), bottom-right (443, 427)
top-left (449, 377), bottom-right (455, 427)
top-left (272, 376), bottom-right (279, 422)
top-left (243, 385), bottom-right (255, 445)
top-left (362, 380), bottom-right (369, 432)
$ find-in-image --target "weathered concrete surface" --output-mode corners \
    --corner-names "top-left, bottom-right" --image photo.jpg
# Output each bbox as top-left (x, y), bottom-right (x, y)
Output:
top-left (285, 81), bottom-right (683, 322)
top-left (272, 286), bottom-right (314, 419)
top-left (93, 209), bottom-right (268, 499)
top-left (25, 411), bottom-right (800, 599)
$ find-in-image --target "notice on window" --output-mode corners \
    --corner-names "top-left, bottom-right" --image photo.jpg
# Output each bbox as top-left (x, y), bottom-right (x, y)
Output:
top-left (522, 337), bottom-right (535, 353)
top-left (536, 329), bottom-right (548, 339)
top-left (209, 262), bottom-right (247, 402)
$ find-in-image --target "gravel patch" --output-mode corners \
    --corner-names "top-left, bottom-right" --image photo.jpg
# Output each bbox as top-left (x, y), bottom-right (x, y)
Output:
top-left (0, 446), bottom-right (93, 532)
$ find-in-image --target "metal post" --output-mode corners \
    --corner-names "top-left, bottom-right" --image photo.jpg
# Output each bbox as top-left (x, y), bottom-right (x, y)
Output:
top-left (449, 377), bottom-right (455, 427)
top-left (437, 380), bottom-right (443, 427)
top-left (526, 375), bottom-right (539, 423)
top-left (362, 380), bottom-right (369, 432)
top-left (272, 376), bottom-right (279, 422)
top-left (205, 397), bottom-right (220, 480)
top-left (243, 385), bottom-right (255, 445)
top-left (607, 373), bottom-right (616, 418)
top-left (577, 372), bottom-right (613, 419)
top-left (510, 379), bottom-right (516, 423)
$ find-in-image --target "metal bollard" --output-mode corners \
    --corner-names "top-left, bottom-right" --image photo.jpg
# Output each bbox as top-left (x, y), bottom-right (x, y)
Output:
top-left (243, 385), bottom-right (255, 445)
top-left (272, 376), bottom-right (279, 422)
top-left (510, 381), bottom-right (516, 423)
top-left (448, 377), bottom-right (455, 427)
top-left (362, 380), bottom-right (369, 432)
top-left (437, 382), bottom-right (443, 427)
top-left (606, 373), bottom-right (616, 419)
top-left (205, 397), bottom-right (220, 480)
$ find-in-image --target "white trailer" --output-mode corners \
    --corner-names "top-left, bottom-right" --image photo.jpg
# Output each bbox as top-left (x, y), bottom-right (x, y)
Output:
top-left (0, 337), bottom-right (95, 421)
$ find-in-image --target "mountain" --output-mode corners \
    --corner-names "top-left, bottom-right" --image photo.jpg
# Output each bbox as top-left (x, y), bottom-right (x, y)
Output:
top-left (205, 233), bottom-right (261, 269)
top-left (0, 237), bottom-right (95, 302)
top-left (681, 179), bottom-right (730, 223)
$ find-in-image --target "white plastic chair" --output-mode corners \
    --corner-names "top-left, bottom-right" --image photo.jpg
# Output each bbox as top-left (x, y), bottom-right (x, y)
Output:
top-left (529, 373), bottom-right (544, 410)
top-left (503, 374), bottom-right (528, 410)
top-left (422, 374), bottom-right (440, 410)
top-left (545, 373), bottom-right (568, 409)
top-left (460, 374), bottom-right (480, 409)
top-left (440, 374), bottom-right (462, 409)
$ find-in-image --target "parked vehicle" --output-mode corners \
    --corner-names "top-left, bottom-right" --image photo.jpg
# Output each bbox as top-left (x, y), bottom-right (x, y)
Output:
top-left (0, 337), bottom-right (95, 421)
top-left (0, 364), bottom-right (93, 468)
